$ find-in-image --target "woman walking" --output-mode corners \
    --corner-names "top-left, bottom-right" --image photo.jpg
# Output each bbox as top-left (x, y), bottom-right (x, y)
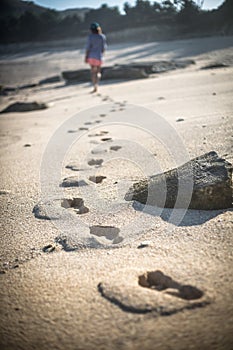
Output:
top-left (85, 22), bottom-right (107, 93)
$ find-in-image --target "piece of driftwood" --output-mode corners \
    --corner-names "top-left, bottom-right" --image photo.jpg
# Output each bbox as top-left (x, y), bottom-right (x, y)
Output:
top-left (125, 151), bottom-right (232, 210)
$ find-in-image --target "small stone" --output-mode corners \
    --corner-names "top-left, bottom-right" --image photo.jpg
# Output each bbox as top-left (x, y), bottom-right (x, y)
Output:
top-left (137, 241), bottom-right (151, 249)
top-left (42, 244), bottom-right (55, 253)
top-left (0, 190), bottom-right (10, 195)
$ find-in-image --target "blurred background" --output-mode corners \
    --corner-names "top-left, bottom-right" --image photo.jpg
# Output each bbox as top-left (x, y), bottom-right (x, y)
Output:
top-left (0, 0), bottom-right (232, 45)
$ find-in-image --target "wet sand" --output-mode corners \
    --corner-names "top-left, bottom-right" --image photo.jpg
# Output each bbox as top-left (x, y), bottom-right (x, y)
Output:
top-left (0, 35), bottom-right (233, 350)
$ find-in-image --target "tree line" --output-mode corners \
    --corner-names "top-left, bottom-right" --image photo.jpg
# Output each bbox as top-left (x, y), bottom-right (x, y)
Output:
top-left (0, 0), bottom-right (232, 44)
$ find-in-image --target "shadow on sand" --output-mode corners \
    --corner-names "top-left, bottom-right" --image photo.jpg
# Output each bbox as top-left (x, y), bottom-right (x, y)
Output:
top-left (133, 201), bottom-right (232, 227)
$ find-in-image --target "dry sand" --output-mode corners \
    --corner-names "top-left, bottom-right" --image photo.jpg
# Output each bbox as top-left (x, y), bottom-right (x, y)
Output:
top-left (0, 35), bottom-right (233, 350)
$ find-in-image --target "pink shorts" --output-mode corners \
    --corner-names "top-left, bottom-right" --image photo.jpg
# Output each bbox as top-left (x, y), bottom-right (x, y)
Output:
top-left (87, 58), bottom-right (102, 67)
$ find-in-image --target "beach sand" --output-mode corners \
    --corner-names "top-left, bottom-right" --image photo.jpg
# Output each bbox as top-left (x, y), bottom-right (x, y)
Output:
top-left (0, 35), bottom-right (233, 350)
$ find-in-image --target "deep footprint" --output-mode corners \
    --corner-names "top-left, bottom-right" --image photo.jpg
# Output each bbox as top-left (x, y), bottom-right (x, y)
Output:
top-left (61, 177), bottom-right (88, 187)
top-left (61, 198), bottom-right (89, 214)
top-left (89, 175), bottom-right (106, 184)
top-left (138, 270), bottom-right (204, 300)
top-left (88, 159), bottom-right (103, 166)
top-left (90, 225), bottom-right (123, 244)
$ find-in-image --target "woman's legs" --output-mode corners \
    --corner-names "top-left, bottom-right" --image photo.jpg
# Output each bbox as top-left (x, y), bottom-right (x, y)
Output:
top-left (90, 65), bottom-right (101, 92)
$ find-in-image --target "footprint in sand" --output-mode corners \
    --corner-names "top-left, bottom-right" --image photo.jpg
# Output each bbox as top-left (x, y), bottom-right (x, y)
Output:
top-left (101, 137), bottom-right (112, 142)
top-left (97, 269), bottom-right (208, 315)
top-left (89, 175), bottom-right (106, 184)
top-left (88, 159), bottom-right (103, 166)
top-left (102, 96), bottom-right (110, 102)
top-left (84, 122), bottom-right (93, 125)
top-left (67, 129), bottom-right (78, 133)
top-left (110, 145), bottom-right (122, 151)
top-left (89, 131), bottom-right (108, 137)
top-left (61, 177), bottom-right (88, 187)
top-left (61, 198), bottom-right (89, 214)
top-left (138, 270), bottom-right (204, 300)
top-left (79, 127), bottom-right (89, 131)
top-left (91, 148), bottom-right (107, 155)
top-left (66, 163), bottom-right (87, 171)
top-left (90, 225), bottom-right (123, 244)
top-left (88, 133), bottom-right (102, 137)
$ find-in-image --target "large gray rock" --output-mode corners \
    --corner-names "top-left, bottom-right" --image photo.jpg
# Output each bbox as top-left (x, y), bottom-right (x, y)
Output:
top-left (125, 151), bottom-right (232, 210)
top-left (102, 65), bottom-right (148, 80)
top-left (62, 69), bottom-right (90, 82)
top-left (62, 66), bottom-right (148, 83)
top-left (0, 101), bottom-right (48, 113)
top-left (62, 60), bottom-right (195, 84)
top-left (130, 59), bottom-right (195, 74)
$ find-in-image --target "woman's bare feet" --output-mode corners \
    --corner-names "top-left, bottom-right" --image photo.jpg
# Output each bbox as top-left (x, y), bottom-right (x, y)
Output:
top-left (91, 85), bottom-right (98, 93)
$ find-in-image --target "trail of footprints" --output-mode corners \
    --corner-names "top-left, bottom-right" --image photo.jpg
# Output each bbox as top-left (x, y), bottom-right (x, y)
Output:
top-left (17, 97), bottom-right (206, 312)
top-left (62, 105), bottom-right (125, 245)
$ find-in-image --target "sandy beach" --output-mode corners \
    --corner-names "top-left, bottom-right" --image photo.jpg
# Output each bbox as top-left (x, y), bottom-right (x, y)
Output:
top-left (0, 35), bottom-right (233, 350)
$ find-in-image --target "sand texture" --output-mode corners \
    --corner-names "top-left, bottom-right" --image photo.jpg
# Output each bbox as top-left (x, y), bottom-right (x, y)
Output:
top-left (0, 35), bottom-right (233, 350)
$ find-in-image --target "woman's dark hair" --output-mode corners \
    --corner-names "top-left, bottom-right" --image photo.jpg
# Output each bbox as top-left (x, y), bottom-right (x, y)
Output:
top-left (90, 22), bottom-right (102, 34)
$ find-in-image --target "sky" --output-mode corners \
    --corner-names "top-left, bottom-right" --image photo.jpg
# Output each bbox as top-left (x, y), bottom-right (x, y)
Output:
top-left (27, 0), bottom-right (225, 12)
